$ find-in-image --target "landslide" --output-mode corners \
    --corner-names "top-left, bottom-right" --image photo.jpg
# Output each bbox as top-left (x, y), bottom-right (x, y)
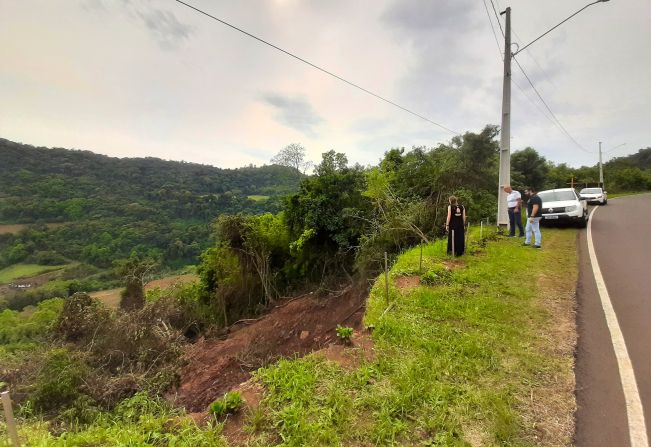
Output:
top-left (173, 285), bottom-right (367, 412)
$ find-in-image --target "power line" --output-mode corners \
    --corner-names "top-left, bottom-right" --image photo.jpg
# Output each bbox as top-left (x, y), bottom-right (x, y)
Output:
top-left (488, 0), bottom-right (597, 155)
top-left (513, 56), bottom-right (593, 153)
top-left (482, 0), bottom-right (504, 59)
top-left (489, 0), bottom-right (505, 37)
top-left (482, 0), bottom-right (570, 138)
top-left (173, 0), bottom-right (460, 135)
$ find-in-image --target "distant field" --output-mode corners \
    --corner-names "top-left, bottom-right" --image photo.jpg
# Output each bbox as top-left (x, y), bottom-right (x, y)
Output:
top-left (0, 264), bottom-right (68, 284)
top-left (0, 222), bottom-right (66, 235)
top-left (247, 195), bottom-right (270, 202)
top-left (91, 273), bottom-right (199, 308)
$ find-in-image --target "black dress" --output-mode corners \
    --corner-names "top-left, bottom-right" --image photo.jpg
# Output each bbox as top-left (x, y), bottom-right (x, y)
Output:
top-left (447, 204), bottom-right (465, 256)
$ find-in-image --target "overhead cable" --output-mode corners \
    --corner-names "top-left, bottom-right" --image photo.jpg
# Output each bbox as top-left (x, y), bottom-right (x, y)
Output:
top-left (174, 0), bottom-right (460, 135)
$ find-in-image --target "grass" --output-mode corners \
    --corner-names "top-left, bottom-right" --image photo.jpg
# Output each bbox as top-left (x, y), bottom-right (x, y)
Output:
top-left (0, 393), bottom-right (227, 447)
top-left (0, 264), bottom-right (68, 284)
top-left (608, 191), bottom-right (651, 199)
top-left (246, 227), bottom-right (578, 446)
top-left (247, 195), bottom-right (270, 202)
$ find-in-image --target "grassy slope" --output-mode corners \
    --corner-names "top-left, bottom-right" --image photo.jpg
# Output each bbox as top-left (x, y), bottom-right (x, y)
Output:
top-left (0, 264), bottom-right (68, 284)
top-left (3, 229), bottom-right (577, 446)
top-left (248, 228), bottom-right (578, 446)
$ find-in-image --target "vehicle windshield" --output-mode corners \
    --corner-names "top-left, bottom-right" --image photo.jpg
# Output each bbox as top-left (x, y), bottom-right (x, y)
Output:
top-left (580, 188), bottom-right (602, 194)
top-left (537, 190), bottom-right (577, 202)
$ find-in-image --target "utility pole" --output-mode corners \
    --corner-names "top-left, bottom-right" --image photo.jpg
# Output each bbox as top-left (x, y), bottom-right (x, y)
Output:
top-left (598, 141), bottom-right (604, 188)
top-left (497, 7), bottom-right (511, 228)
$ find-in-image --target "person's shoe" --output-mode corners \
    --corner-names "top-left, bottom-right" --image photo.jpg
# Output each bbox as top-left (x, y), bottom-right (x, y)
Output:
top-left (522, 242), bottom-right (530, 246)
top-left (533, 245), bottom-right (541, 249)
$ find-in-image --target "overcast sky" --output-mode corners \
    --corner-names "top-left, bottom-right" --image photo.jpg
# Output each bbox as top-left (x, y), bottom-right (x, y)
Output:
top-left (1, 0), bottom-right (649, 169)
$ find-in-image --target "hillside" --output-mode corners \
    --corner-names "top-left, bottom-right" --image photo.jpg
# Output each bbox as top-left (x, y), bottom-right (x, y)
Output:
top-left (0, 138), bottom-right (302, 309)
top-left (2, 228), bottom-right (579, 446)
top-left (0, 138), bottom-right (300, 223)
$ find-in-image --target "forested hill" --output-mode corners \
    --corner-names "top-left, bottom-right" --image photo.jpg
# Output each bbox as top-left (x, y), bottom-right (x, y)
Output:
top-left (0, 138), bottom-right (301, 223)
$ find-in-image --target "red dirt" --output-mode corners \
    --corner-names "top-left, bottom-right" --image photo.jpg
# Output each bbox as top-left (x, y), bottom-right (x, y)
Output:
top-left (394, 275), bottom-right (420, 290)
top-left (172, 285), bottom-right (368, 412)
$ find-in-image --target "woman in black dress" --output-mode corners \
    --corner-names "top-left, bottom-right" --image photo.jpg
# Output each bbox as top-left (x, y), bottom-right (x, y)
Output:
top-left (445, 195), bottom-right (466, 256)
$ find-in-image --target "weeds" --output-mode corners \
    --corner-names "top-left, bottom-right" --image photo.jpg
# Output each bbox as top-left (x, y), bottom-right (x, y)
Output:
top-left (208, 391), bottom-right (244, 418)
top-left (335, 325), bottom-right (354, 344)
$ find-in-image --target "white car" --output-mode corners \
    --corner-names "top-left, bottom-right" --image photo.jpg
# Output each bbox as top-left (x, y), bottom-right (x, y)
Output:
top-left (537, 188), bottom-right (589, 228)
top-left (579, 187), bottom-right (607, 205)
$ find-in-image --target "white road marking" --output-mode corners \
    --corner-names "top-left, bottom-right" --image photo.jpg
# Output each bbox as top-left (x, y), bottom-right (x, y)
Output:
top-left (587, 206), bottom-right (649, 447)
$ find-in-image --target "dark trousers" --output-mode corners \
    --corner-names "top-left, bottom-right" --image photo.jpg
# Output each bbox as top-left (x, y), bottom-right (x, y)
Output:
top-left (508, 208), bottom-right (524, 236)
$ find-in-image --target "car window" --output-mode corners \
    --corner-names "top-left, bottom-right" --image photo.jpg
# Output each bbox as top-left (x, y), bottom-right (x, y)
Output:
top-left (580, 188), bottom-right (602, 194)
top-left (538, 191), bottom-right (577, 202)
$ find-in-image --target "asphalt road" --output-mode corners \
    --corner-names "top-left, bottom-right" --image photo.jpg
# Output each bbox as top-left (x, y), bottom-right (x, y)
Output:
top-left (576, 193), bottom-right (651, 446)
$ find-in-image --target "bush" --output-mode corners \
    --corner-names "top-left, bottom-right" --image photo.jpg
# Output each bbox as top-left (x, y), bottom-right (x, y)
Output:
top-left (30, 348), bottom-right (93, 417)
top-left (208, 391), bottom-right (244, 418)
top-left (54, 293), bottom-right (111, 342)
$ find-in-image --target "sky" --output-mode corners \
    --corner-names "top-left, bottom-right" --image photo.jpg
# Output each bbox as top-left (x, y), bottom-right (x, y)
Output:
top-left (1, 0), bottom-right (649, 169)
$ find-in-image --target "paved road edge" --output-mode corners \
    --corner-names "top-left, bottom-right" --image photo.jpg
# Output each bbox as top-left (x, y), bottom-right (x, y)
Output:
top-left (586, 205), bottom-right (649, 447)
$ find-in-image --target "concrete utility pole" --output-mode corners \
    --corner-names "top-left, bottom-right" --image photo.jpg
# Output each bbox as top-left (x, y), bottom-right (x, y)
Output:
top-left (497, 7), bottom-right (511, 228)
top-left (496, 1), bottom-right (610, 227)
top-left (598, 141), bottom-right (604, 188)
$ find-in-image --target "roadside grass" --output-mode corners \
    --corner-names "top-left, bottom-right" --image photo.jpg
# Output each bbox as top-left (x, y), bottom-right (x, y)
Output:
top-left (247, 227), bottom-right (578, 446)
top-left (0, 264), bottom-right (68, 284)
top-left (608, 191), bottom-right (651, 199)
top-left (248, 195), bottom-right (270, 202)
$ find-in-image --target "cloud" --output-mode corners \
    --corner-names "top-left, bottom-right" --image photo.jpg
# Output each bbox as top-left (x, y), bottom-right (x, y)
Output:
top-left (134, 7), bottom-right (193, 49)
top-left (81, 0), bottom-right (193, 49)
top-left (261, 93), bottom-right (323, 137)
top-left (382, 0), bottom-right (477, 33)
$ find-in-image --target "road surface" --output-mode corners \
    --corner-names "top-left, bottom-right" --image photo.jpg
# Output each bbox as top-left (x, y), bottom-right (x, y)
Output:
top-left (576, 193), bottom-right (651, 446)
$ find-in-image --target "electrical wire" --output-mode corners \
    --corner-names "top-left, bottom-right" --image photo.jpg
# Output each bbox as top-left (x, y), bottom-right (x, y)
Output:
top-left (482, 0), bottom-right (574, 138)
top-left (173, 0), bottom-right (460, 135)
top-left (513, 56), bottom-right (593, 153)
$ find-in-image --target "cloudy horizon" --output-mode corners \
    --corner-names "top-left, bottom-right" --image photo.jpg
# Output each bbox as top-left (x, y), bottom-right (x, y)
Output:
top-left (1, 0), bottom-right (648, 169)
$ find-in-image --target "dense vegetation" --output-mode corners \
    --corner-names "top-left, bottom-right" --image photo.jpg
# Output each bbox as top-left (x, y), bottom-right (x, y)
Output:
top-left (0, 131), bottom-right (649, 445)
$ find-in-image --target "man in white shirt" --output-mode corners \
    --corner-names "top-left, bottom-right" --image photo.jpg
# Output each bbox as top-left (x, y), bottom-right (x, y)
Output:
top-left (504, 185), bottom-right (524, 237)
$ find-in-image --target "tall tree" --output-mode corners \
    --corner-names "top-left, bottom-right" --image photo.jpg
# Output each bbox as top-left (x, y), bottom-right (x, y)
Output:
top-left (511, 147), bottom-right (549, 191)
top-left (271, 143), bottom-right (313, 175)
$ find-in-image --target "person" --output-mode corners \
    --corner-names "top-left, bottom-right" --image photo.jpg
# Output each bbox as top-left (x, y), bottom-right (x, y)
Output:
top-left (523, 187), bottom-right (543, 248)
top-left (445, 195), bottom-right (466, 256)
top-left (504, 185), bottom-right (524, 237)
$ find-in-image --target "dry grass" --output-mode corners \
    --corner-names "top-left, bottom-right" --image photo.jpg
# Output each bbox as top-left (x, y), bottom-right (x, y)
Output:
top-left (90, 274), bottom-right (198, 308)
top-left (517, 233), bottom-right (578, 447)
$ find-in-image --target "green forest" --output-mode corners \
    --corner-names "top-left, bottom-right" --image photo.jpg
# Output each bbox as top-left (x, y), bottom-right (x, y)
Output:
top-left (0, 131), bottom-right (650, 444)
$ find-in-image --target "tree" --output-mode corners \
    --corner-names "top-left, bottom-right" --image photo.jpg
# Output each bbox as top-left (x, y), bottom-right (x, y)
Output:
top-left (511, 147), bottom-right (549, 191)
top-left (271, 143), bottom-right (312, 175)
top-left (117, 256), bottom-right (157, 310)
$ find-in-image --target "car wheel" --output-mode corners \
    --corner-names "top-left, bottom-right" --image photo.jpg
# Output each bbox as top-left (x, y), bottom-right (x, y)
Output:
top-left (603, 199), bottom-right (607, 205)
top-left (578, 212), bottom-right (588, 228)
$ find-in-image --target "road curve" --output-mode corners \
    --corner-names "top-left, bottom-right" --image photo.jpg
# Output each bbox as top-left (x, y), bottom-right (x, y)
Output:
top-left (576, 193), bottom-right (651, 447)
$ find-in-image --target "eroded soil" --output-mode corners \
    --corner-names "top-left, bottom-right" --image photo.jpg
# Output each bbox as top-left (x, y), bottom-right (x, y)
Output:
top-left (172, 285), bottom-right (368, 412)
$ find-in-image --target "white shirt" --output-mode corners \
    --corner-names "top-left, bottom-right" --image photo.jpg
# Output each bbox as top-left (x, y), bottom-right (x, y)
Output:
top-left (507, 190), bottom-right (521, 209)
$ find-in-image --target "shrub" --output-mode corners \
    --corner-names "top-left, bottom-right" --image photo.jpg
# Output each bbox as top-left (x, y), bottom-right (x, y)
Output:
top-left (208, 391), bottom-right (244, 417)
top-left (335, 325), bottom-right (354, 344)
top-left (29, 348), bottom-right (92, 415)
top-left (54, 292), bottom-right (111, 342)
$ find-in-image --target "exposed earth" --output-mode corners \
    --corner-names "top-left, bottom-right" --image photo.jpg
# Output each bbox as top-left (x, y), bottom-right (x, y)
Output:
top-left (172, 284), bottom-right (368, 413)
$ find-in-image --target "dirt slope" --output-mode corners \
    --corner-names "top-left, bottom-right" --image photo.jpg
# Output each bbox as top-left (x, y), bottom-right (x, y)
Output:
top-left (173, 285), bottom-right (367, 412)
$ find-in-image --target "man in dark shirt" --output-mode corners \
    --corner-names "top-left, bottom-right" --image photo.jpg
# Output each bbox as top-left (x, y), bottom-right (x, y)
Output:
top-left (524, 187), bottom-right (543, 248)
